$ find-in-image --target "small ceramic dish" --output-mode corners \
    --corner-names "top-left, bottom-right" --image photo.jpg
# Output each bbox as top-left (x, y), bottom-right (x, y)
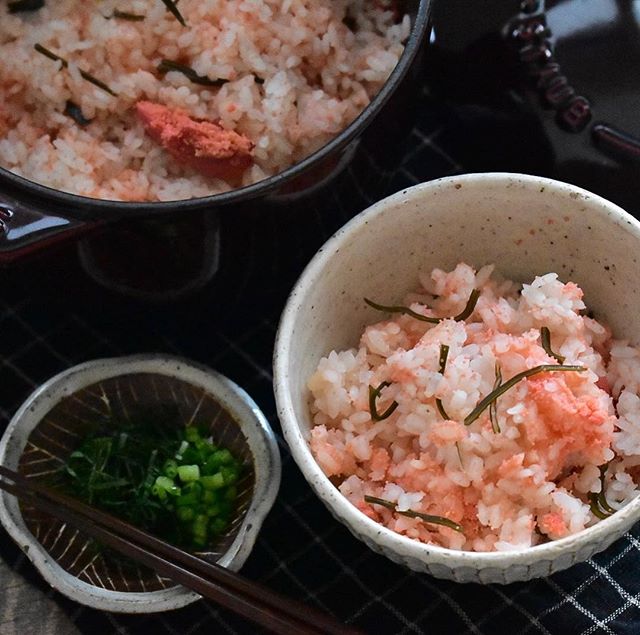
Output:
top-left (273, 172), bottom-right (640, 584)
top-left (0, 354), bottom-right (281, 612)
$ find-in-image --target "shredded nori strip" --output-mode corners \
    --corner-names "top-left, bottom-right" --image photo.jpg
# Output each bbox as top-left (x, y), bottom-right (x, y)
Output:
top-left (489, 364), bottom-right (502, 434)
top-left (364, 289), bottom-right (480, 325)
top-left (540, 326), bottom-right (565, 364)
top-left (589, 493), bottom-right (610, 520)
top-left (589, 464), bottom-right (615, 519)
top-left (435, 399), bottom-right (449, 421)
top-left (436, 344), bottom-right (451, 420)
top-left (64, 101), bottom-right (93, 126)
top-left (464, 364), bottom-right (586, 426)
top-left (368, 381), bottom-right (398, 421)
top-left (364, 495), bottom-right (464, 533)
top-left (454, 288), bottom-right (481, 321)
top-left (34, 43), bottom-right (117, 96)
top-left (159, 0), bottom-right (187, 26)
top-left (254, 76), bottom-right (265, 85)
top-left (8, 0), bottom-right (44, 13)
top-left (157, 59), bottom-right (228, 87)
top-left (110, 10), bottom-right (145, 21)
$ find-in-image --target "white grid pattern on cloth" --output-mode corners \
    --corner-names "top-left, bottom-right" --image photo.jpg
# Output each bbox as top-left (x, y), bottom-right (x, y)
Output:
top-left (517, 541), bottom-right (638, 635)
top-left (276, 500), bottom-right (414, 630)
top-left (410, 127), bottom-right (463, 174)
top-left (543, 578), bottom-right (616, 635)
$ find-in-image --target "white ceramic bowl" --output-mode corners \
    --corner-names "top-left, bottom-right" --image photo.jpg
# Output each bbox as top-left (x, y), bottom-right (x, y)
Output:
top-left (273, 172), bottom-right (640, 584)
top-left (0, 354), bottom-right (281, 612)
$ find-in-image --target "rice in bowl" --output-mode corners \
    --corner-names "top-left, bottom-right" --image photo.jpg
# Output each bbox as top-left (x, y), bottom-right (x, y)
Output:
top-left (0, 0), bottom-right (409, 201)
top-left (308, 263), bottom-right (640, 552)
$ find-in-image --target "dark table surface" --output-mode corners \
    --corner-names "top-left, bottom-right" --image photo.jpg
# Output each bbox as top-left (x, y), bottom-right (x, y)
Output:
top-left (2, 65), bottom-right (640, 635)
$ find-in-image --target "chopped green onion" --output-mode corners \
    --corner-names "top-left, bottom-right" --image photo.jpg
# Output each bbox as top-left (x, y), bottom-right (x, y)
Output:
top-left (489, 364), bottom-right (502, 434)
top-left (56, 404), bottom-right (241, 551)
top-left (364, 495), bottom-right (464, 533)
top-left (176, 492), bottom-right (200, 507)
top-left (209, 517), bottom-right (228, 535)
top-left (176, 506), bottom-right (195, 522)
top-left (464, 364), bottom-right (586, 426)
top-left (175, 440), bottom-right (189, 460)
top-left (364, 288), bottom-right (480, 325)
top-left (185, 426), bottom-right (200, 443)
top-left (202, 489), bottom-right (217, 504)
top-left (159, 0), bottom-right (187, 26)
top-left (205, 504), bottom-right (221, 518)
top-left (540, 327), bottom-right (565, 364)
top-left (200, 473), bottom-right (225, 490)
top-left (34, 43), bottom-right (117, 96)
top-left (369, 381), bottom-right (399, 421)
top-left (177, 464), bottom-right (200, 482)
top-left (153, 475), bottom-right (180, 496)
top-left (163, 459), bottom-right (178, 478)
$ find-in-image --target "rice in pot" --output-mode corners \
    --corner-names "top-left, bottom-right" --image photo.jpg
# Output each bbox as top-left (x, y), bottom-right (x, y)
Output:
top-left (0, 0), bottom-right (409, 201)
top-left (308, 263), bottom-right (640, 552)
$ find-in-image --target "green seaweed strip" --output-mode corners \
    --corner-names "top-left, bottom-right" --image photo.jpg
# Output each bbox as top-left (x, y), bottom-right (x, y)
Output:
top-left (368, 382), bottom-right (399, 421)
top-left (464, 364), bottom-right (586, 426)
top-left (595, 464), bottom-right (615, 515)
top-left (489, 364), bottom-right (502, 434)
top-left (589, 493), bottom-right (610, 520)
top-left (157, 59), bottom-right (228, 87)
top-left (364, 298), bottom-right (440, 323)
top-left (111, 10), bottom-right (145, 21)
top-left (364, 495), bottom-right (464, 533)
top-left (34, 44), bottom-right (117, 96)
top-left (364, 289), bottom-right (481, 326)
top-left (540, 326), bottom-right (565, 364)
top-left (453, 288), bottom-right (480, 321)
top-left (436, 344), bottom-right (451, 420)
top-left (159, 0), bottom-right (187, 26)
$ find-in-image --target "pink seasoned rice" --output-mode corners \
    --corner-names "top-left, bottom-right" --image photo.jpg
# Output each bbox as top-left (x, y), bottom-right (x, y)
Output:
top-left (0, 0), bottom-right (408, 201)
top-left (308, 263), bottom-right (640, 552)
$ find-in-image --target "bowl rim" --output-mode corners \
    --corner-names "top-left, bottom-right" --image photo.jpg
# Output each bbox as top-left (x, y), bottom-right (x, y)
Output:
top-left (0, 353), bottom-right (281, 613)
top-left (0, 0), bottom-right (432, 215)
top-left (273, 172), bottom-right (640, 569)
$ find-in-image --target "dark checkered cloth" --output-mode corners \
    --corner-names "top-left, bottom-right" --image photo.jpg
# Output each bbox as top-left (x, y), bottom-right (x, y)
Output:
top-left (2, 87), bottom-right (640, 635)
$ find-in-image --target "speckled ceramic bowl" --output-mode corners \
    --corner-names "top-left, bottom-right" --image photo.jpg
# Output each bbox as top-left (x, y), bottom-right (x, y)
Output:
top-left (0, 354), bottom-right (281, 612)
top-left (273, 172), bottom-right (640, 584)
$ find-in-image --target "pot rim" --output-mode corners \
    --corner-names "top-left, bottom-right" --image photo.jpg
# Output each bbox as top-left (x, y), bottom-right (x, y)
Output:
top-left (0, 0), bottom-right (432, 217)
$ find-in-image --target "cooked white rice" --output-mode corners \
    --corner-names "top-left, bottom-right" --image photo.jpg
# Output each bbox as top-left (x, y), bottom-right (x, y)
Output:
top-left (308, 263), bottom-right (640, 552)
top-left (0, 0), bottom-right (408, 201)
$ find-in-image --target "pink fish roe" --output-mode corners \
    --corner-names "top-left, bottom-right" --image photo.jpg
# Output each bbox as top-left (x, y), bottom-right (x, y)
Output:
top-left (308, 263), bottom-right (640, 552)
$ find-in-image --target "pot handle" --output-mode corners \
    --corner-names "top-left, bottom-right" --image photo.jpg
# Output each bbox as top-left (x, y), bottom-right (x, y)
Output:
top-left (0, 195), bottom-right (100, 265)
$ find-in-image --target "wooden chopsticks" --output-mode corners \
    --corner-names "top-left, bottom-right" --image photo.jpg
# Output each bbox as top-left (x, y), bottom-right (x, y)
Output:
top-left (0, 465), bottom-right (364, 635)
